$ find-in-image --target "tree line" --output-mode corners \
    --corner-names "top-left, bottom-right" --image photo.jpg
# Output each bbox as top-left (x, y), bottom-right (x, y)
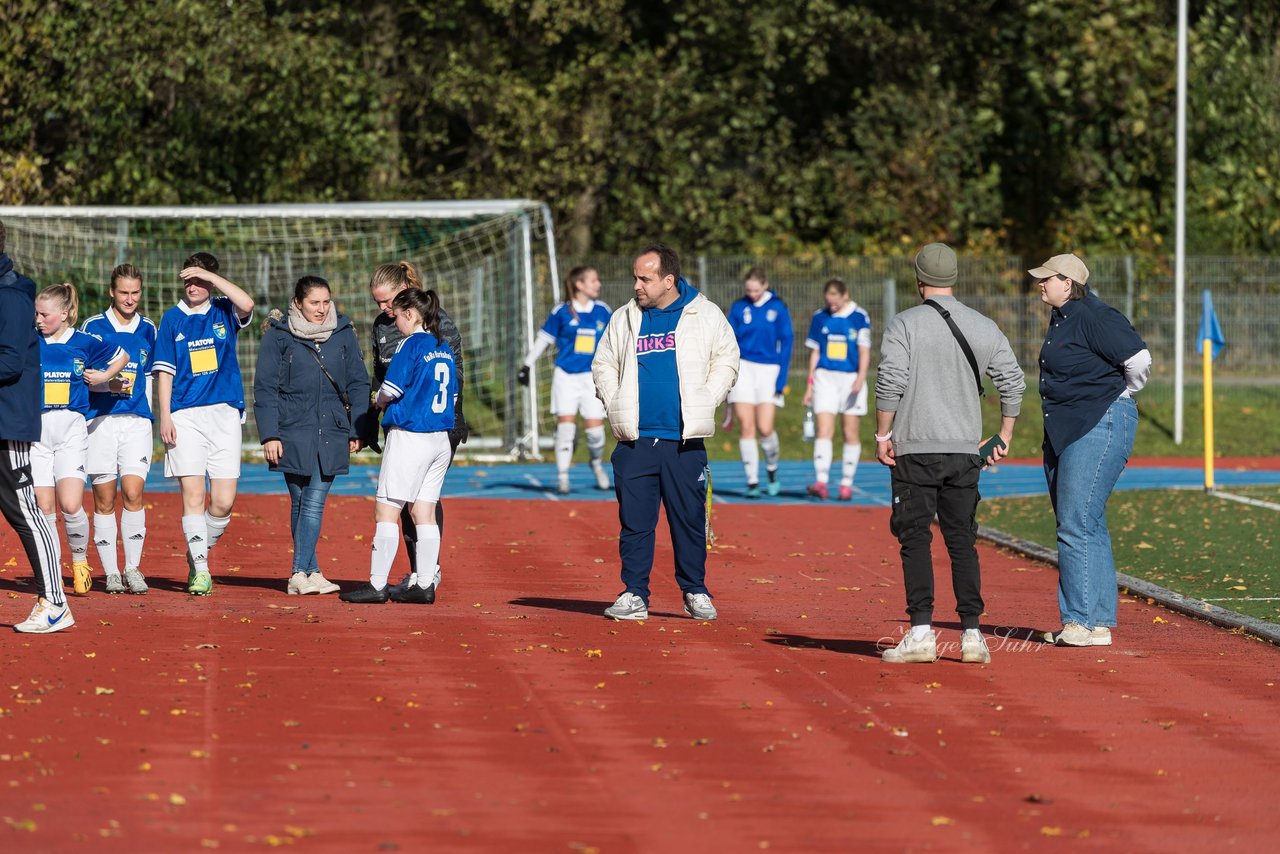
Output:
top-left (3, 1), bottom-right (1278, 258)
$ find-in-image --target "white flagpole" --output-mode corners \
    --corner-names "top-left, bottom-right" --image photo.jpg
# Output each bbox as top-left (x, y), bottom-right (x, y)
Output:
top-left (1174, 0), bottom-right (1188, 444)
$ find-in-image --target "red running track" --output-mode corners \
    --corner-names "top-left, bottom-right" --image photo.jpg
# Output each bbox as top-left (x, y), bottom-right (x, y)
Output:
top-left (1, 495), bottom-right (1277, 850)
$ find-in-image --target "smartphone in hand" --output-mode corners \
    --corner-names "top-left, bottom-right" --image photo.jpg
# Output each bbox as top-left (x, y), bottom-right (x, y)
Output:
top-left (979, 435), bottom-right (1006, 466)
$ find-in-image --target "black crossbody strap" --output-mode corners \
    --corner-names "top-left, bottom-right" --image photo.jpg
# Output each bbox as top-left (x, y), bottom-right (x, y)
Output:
top-left (922, 299), bottom-right (985, 398)
top-left (301, 343), bottom-right (352, 414)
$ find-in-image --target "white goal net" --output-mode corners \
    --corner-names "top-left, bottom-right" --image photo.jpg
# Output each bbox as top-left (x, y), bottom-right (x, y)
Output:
top-left (0, 202), bottom-right (561, 459)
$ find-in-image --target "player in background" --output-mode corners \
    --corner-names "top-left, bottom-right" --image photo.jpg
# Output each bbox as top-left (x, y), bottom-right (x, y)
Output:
top-left (342, 288), bottom-right (458, 605)
top-left (366, 261), bottom-right (467, 595)
top-left (802, 278), bottom-right (872, 501)
top-left (517, 266), bottom-right (612, 494)
top-left (34, 284), bottom-right (128, 595)
top-left (152, 253), bottom-right (254, 596)
top-left (81, 265), bottom-right (157, 594)
top-left (726, 267), bottom-right (793, 497)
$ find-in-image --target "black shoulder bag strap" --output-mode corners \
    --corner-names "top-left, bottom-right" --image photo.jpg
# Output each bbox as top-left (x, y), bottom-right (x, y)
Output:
top-left (301, 342), bottom-right (352, 415)
top-left (922, 299), bottom-right (985, 398)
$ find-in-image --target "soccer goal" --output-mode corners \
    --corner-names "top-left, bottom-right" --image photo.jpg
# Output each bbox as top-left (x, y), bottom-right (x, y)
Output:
top-left (0, 202), bottom-right (561, 460)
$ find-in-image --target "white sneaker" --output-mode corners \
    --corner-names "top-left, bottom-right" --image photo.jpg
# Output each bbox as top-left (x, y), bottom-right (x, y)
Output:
top-left (308, 571), bottom-right (340, 595)
top-left (1044, 623), bottom-right (1094, 647)
top-left (603, 592), bottom-right (648, 620)
top-left (14, 598), bottom-right (75, 634)
top-left (961, 629), bottom-right (991, 664)
top-left (123, 568), bottom-right (149, 594)
top-left (557, 473), bottom-right (571, 495)
top-left (683, 592), bottom-right (718, 621)
top-left (287, 572), bottom-right (316, 595)
top-left (1089, 626), bottom-right (1112, 646)
top-left (104, 573), bottom-right (126, 594)
top-left (591, 460), bottom-right (610, 490)
top-left (881, 630), bottom-right (938, 663)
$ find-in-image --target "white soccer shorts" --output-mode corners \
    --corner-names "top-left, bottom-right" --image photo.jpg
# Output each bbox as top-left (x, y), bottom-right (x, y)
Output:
top-left (376, 429), bottom-right (453, 506)
top-left (32, 409), bottom-right (89, 487)
top-left (87, 414), bottom-right (154, 484)
top-left (727, 359), bottom-right (782, 406)
top-left (163, 403), bottom-right (243, 480)
top-left (550, 367), bottom-right (605, 420)
top-left (812, 368), bottom-right (868, 416)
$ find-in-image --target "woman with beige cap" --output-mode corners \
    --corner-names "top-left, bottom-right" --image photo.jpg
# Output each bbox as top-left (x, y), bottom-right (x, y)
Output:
top-left (1030, 253), bottom-right (1152, 648)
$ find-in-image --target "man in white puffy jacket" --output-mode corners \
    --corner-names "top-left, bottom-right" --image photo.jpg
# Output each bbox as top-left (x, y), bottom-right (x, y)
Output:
top-left (592, 243), bottom-right (739, 622)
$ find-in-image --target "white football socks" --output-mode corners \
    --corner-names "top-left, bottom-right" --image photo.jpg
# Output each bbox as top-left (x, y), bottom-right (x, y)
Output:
top-left (585, 425), bottom-right (606, 463)
top-left (759, 432), bottom-right (781, 474)
top-left (93, 512), bottom-right (119, 577)
top-left (121, 507), bottom-right (146, 571)
top-left (739, 438), bottom-right (760, 485)
top-left (813, 438), bottom-right (833, 484)
top-left (63, 508), bottom-right (90, 560)
top-left (414, 524), bottom-right (441, 589)
top-left (369, 521), bottom-right (400, 589)
top-left (840, 442), bottom-right (862, 487)
top-left (182, 514), bottom-right (209, 573)
top-left (554, 422), bottom-right (576, 474)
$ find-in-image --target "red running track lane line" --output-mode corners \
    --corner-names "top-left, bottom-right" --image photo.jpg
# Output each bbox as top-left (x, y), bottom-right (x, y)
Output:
top-left (1, 495), bottom-right (1277, 850)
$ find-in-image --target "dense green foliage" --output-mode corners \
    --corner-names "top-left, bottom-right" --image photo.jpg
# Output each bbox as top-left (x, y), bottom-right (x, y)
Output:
top-left (3, 1), bottom-right (1278, 255)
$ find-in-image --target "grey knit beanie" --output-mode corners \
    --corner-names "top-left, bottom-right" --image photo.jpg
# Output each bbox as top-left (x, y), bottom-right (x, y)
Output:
top-left (914, 243), bottom-right (958, 288)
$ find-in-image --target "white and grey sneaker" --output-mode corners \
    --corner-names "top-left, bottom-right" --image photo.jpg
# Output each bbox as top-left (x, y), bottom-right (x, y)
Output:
top-left (123, 568), bottom-right (149, 594)
top-left (591, 460), bottom-right (610, 490)
top-left (104, 573), bottom-right (126, 594)
top-left (308, 571), bottom-right (340, 595)
top-left (604, 592), bottom-right (648, 620)
top-left (1043, 623), bottom-right (1094, 647)
top-left (961, 629), bottom-right (991, 664)
top-left (683, 592), bottom-right (718, 621)
top-left (881, 629), bottom-right (938, 664)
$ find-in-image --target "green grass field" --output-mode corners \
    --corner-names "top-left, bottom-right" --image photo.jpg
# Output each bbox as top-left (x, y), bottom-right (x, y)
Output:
top-left (977, 485), bottom-right (1280, 622)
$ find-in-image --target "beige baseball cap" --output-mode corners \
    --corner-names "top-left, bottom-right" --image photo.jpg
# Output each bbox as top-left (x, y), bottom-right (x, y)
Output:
top-left (1028, 253), bottom-right (1089, 284)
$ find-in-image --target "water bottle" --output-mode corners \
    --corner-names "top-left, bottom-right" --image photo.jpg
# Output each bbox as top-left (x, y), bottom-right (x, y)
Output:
top-left (803, 407), bottom-right (815, 442)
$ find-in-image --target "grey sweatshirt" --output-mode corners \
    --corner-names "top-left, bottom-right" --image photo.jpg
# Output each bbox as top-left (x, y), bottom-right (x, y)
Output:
top-left (874, 294), bottom-right (1025, 456)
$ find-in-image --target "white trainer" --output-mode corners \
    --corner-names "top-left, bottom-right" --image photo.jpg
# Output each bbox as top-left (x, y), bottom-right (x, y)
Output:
top-left (308, 571), bottom-right (340, 594)
top-left (1089, 626), bottom-right (1112, 646)
top-left (961, 629), bottom-right (991, 664)
top-left (881, 629), bottom-right (938, 663)
top-left (603, 592), bottom-right (648, 620)
top-left (123, 568), bottom-right (149, 594)
top-left (287, 572), bottom-right (316, 595)
top-left (591, 460), bottom-right (610, 490)
top-left (14, 598), bottom-right (75, 634)
top-left (683, 592), bottom-right (718, 621)
top-left (1046, 623), bottom-right (1094, 647)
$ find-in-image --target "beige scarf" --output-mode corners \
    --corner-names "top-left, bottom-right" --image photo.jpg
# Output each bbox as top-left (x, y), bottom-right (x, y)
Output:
top-left (287, 301), bottom-right (338, 343)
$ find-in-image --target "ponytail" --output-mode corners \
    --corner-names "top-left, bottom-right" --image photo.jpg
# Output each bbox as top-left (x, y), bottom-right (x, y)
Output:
top-left (38, 283), bottom-right (79, 327)
top-left (370, 260), bottom-right (422, 293)
top-left (390, 288), bottom-right (442, 341)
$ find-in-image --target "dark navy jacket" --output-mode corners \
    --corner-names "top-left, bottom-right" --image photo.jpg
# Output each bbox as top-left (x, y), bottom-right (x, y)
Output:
top-left (0, 254), bottom-right (42, 442)
top-left (253, 313), bottom-right (371, 478)
top-left (1038, 287), bottom-right (1146, 454)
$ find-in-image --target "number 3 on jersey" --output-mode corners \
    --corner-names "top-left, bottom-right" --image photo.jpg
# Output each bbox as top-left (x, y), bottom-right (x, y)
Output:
top-left (431, 361), bottom-right (452, 413)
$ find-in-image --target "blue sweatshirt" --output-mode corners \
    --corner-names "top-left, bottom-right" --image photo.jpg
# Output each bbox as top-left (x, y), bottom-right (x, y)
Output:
top-left (0, 254), bottom-right (42, 442)
top-left (637, 278), bottom-right (696, 440)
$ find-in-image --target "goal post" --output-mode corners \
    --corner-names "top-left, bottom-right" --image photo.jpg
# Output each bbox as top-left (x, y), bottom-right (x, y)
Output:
top-left (0, 202), bottom-right (561, 460)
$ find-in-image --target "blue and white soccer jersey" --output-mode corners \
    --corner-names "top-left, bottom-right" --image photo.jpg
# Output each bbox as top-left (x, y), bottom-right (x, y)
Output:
top-left (34, 329), bottom-right (127, 487)
top-left (152, 296), bottom-right (252, 479)
top-left (376, 331), bottom-right (459, 505)
top-left (537, 301), bottom-right (610, 418)
top-left (805, 303), bottom-right (873, 415)
top-left (728, 292), bottom-right (794, 405)
top-left (82, 310), bottom-right (157, 484)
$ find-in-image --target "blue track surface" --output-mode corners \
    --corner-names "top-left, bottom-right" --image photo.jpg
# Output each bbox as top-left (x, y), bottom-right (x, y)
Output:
top-left (142, 460), bottom-right (1280, 505)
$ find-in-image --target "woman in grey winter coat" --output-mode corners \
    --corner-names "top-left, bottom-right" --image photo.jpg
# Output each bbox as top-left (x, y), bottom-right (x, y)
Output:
top-left (254, 276), bottom-right (370, 595)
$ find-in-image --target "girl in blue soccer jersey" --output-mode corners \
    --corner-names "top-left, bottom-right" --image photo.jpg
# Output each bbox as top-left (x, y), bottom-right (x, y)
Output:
top-left (801, 278), bottom-right (872, 501)
top-left (81, 264), bottom-right (158, 595)
top-left (34, 284), bottom-right (129, 596)
top-left (152, 252), bottom-right (254, 596)
top-left (342, 288), bottom-right (458, 605)
top-left (517, 266), bottom-right (612, 494)
top-left (726, 267), bottom-right (794, 497)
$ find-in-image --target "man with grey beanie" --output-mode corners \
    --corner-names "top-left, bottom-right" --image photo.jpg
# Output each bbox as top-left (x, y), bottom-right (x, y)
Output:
top-left (873, 243), bottom-right (1025, 664)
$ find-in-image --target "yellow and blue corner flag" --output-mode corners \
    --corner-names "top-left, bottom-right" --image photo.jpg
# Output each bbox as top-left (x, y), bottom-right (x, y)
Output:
top-left (1196, 289), bottom-right (1225, 360)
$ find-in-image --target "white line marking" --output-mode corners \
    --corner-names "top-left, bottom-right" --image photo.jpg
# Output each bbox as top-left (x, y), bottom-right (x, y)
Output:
top-left (1210, 490), bottom-right (1280, 512)
top-left (1203, 597), bottom-right (1280, 602)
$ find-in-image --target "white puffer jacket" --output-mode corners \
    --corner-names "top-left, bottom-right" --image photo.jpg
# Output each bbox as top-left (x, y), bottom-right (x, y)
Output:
top-left (592, 290), bottom-right (739, 441)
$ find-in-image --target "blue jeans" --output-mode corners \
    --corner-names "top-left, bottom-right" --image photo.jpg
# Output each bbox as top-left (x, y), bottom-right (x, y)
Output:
top-left (1044, 396), bottom-right (1138, 629)
top-left (284, 459), bottom-right (335, 576)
